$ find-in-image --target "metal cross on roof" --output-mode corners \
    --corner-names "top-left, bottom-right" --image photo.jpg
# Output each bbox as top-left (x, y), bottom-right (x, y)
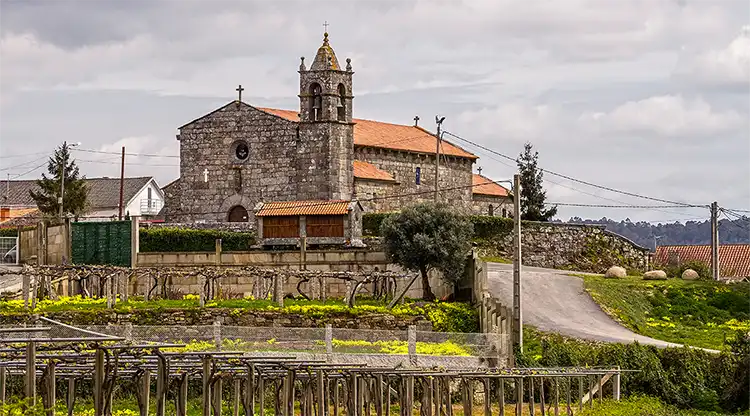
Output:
top-left (323, 21), bottom-right (329, 32)
top-left (477, 166), bottom-right (483, 175)
top-left (236, 84), bottom-right (244, 102)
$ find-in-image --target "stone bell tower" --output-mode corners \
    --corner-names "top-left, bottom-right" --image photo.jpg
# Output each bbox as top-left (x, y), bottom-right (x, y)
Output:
top-left (296, 31), bottom-right (354, 201)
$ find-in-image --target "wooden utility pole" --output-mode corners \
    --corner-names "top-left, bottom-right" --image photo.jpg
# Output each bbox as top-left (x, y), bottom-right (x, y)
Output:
top-left (710, 201), bottom-right (720, 280)
top-left (118, 146), bottom-right (125, 220)
top-left (434, 116), bottom-right (445, 202)
top-left (512, 173), bottom-right (523, 350)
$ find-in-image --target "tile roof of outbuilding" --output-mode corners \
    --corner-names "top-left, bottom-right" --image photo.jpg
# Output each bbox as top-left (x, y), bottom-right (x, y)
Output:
top-left (654, 244), bottom-right (750, 280)
top-left (257, 107), bottom-right (478, 159)
top-left (255, 200), bottom-right (353, 217)
top-left (353, 160), bottom-right (396, 182)
top-left (472, 174), bottom-right (511, 197)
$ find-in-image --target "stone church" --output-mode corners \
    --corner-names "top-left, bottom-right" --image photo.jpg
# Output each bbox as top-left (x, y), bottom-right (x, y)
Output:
top-left (163, 32), bottom-right (511, 223)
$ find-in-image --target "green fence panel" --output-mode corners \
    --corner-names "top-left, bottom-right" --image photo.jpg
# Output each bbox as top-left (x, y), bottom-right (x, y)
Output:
top-left (71, 221), bottom-right (131, 266)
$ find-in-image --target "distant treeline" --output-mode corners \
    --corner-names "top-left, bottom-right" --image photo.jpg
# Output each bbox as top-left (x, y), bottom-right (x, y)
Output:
top-left (559, 216), bottom-right (750, 250)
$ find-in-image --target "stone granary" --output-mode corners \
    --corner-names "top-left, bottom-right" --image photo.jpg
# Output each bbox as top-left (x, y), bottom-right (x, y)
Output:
top-left (254, 200), bottom-right (364, 247)
top-left (163, 31), bottom-right (511, 223)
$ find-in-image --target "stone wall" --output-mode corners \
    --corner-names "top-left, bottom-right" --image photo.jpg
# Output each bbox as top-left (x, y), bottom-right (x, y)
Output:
top-left (477, 222), bottom-right (650, 272)
top-left (471, 194), bottom-right (513, 218)
top-left (167, 103), bottom-right (300, 223)
top-left (18, 223), bottom-right (69, 265)
top-left (134, 253), bottom-right (453, 300)
top-left (354, 147), bottom-right (474, 213)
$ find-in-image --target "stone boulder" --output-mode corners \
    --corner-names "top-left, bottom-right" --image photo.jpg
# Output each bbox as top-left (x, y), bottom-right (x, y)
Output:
top-left (682, 269), bottom-right (700, 280)
top-left (643, 270), bottom-right (668, 280)
top-left (604, 266), bottom-right (627, 279)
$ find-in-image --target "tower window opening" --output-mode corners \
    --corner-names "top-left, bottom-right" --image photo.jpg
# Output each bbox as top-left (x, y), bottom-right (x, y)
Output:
top-left (309, 83), bottom-right (322, 121)
top-left (337, 84), bottom-right (346, 121)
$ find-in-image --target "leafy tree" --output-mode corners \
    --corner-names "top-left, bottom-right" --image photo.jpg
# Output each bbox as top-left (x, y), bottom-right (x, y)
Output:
top-left (380, 202), bottom-right (473, 300)
top-left (29, 142), bottom-right (88, 218)
top-left (516, 142), bottom-right (557, 221)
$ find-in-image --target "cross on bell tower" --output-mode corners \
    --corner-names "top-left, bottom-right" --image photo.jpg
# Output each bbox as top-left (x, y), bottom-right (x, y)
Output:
top-left (236, 84), bottom-right (244, 102)
top-left (323, 21), bottom-right (329, 33)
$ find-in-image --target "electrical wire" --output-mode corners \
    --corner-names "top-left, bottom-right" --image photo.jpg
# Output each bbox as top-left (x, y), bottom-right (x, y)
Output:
top-left (72, 148), bottom-right (180, 159)
top-left (545, 203), bottom-right (698, 209)
top-left (0, 156), bottom-right (49, 172)
top-left (442, 130), bottom-right (707, 208)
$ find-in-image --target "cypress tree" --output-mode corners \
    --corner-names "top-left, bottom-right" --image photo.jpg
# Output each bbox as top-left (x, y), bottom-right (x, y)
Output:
top-left (516, 142), bottom-right (557, 221)
top-left (29, 142), bottom-right (88, 218)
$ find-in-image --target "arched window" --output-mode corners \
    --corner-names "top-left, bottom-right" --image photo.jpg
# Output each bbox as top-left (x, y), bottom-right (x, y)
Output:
top-left (228, 205), bottom-right (249, 222)
top-left (488, 204), bottom-right (494, 216)
top-left (309, 83), bottom-right (322, 121)
top-left (337, 84), bottom-right (346, 121)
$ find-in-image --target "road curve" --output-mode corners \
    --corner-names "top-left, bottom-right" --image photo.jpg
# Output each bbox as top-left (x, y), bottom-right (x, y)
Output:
top-left (487, 262), bottom-right (683, 348)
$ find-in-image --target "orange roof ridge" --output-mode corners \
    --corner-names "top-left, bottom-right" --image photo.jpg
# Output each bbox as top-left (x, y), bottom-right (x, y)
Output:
top-left (353, 160), bottom-right (396, 182)
top-left (472, 173), bottom-right (510, 197)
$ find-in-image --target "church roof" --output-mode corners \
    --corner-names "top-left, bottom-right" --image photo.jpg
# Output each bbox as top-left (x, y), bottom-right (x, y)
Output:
top-left (353, 160), bottom-right (396, 182)
top-left (257, 107), bottom-right (478, 159)
top-left (472, 174), bottom-right (511, 197)
top-left (310, 32), bottom-right (341, 71)
top-left (255, 200), bottom-right (353, 217)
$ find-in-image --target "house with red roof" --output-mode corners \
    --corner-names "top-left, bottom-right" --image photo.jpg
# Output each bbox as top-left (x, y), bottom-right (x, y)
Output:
top-left (164, 31), bottom-right (510, 223)
top-left (654, 244), bottom-right (750, 281)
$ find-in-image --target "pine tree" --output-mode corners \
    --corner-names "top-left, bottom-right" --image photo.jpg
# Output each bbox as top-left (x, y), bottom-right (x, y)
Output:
top-left (516, 142), bottom-right (557, 221)
top-left (29, 142), bottom-right (88, 218)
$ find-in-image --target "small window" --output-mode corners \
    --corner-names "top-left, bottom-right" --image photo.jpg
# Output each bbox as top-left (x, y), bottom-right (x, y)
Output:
top-left (415, 167), bottom-right (421, 185)
top-left (488, 204), bottom-right (494, 216)
top-left (231, 140), bottom-right (250, 162)
top-left (337, 84), bottom-right (346, 121)
top-left (502, 208), bottom-right (508, 218)
top-left (309, 83), bottom-right (322, 121)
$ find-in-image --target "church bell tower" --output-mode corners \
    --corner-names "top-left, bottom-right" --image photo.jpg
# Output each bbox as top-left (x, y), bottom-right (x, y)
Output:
top-left (296, 30), bottom-right (354, 201)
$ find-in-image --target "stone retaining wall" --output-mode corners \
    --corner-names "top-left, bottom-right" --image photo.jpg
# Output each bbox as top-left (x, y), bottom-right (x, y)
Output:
top-left (478, 221), bottom-right (650, 272)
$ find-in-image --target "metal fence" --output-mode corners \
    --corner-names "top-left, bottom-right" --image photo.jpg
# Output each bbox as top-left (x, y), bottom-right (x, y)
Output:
top-left (67, 324), bottom-right (507, 359)
top-left (0, 237), bottom-right (18, 264)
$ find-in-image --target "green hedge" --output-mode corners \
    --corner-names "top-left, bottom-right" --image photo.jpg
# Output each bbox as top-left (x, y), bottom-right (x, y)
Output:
top-left (518, 328), bottom-right (749, 413)
top-left (363, 213), bottom-right (514, 240)
top-left (139, 227), bottom-right (256, 252)
top-left (0, 228), bottom-right (18, 237)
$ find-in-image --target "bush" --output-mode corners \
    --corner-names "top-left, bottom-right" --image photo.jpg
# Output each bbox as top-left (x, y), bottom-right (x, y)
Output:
top-left (517, 328), bottom-right (749, 413)
top-left (662, 260), bottom-right (712, 279)
top-left (139, 227), bottom-right (256, 252)
top-left (362, 212), bottom-right (394, 236)
top-left (0, 228), bottom-right (17, 237)
top-left (469, 215), bottom-right (514, 240)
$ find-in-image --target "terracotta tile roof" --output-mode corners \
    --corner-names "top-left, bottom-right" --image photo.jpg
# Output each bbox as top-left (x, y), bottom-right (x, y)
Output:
top-left (654, 244), bottom-right (750, 279)
top-left (256, 200), bottom-right (352, 217)
top-left (472, 174), bottom-right (511, 197)
top-left (353, 160), bottom-right (396, 182)
top-left (0, 208), bottom-right (39, 224)
top-left (257, 107), bottom-right (478, 159)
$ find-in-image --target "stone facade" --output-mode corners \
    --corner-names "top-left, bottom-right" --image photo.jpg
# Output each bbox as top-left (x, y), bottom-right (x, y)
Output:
top-left (477, 222), bottom-right (650, 273)
top-left (471, 194), bottom-right (513, 218)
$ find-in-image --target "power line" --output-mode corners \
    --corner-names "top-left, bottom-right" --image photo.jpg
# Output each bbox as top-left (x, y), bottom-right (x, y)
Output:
top-left (0, 151), bottom-right (49, 159)
top-left (442, 130), bottom-right (707, 208)
top-left (77, 159), bottom-right (179, 167)
top-left (546, 202), bottom-right (699, 209)
top-left (0, 156), bottom-right (49, 172)
top-left (10, 161), bottom-right (49, 179)
top-left (718, 209), bottom-right (750, 232)
top-left (72, 148), bottom-right (181, 159)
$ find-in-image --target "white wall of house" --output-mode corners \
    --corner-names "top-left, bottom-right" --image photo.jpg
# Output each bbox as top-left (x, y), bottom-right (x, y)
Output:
top-left (125, 180), bottom-right (164, 217)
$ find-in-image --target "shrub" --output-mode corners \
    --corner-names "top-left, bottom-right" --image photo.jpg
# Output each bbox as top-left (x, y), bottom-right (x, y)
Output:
top-left (662, 260), bottom-right (712, 279)
top-left (0, 228), bottom-right (18, 237)
top-left (362, 212), bottom-right (394, 236)
top-left (139, 227), bottom-right (256, 252)
top-left (517, 328), bottom-right (749, 413)
top-left (469, 215), bottom-right (514, 240)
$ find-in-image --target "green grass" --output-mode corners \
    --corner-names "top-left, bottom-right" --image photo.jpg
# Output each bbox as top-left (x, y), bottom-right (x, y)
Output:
top-left (578, 395), bottom-right (748, 416)
top-left (480, 256), bottom-right (512, 264)
top-left (571, 273), bottom-right (750, 350)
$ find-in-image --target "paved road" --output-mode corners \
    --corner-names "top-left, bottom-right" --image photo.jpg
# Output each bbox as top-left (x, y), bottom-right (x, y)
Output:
top-left (487, 262), bottom-right (682, 348)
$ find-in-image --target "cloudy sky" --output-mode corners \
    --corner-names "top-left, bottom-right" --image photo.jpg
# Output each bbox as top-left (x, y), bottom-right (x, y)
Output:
top-left (1, 0), bottom-right (748, 223)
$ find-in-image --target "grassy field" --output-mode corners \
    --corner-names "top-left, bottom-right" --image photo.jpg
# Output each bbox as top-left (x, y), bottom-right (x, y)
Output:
top-left (574, 273), bottom-right (749, 350)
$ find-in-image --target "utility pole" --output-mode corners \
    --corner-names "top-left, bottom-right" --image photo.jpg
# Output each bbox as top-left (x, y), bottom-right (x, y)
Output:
top-left (118, 146), bottom-right (125, 220)
top-left (710, 201), bottom-right (720, 280)
top-left (512, 173), bottom-right (523, 351)
top-left (434, 116), bottom-right (445, 202)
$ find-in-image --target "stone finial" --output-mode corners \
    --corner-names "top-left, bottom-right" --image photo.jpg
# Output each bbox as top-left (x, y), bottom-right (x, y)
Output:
top-left (299, 56), bottom-right (306, 71)
top-left (346, 57), bottom-right (352, 71)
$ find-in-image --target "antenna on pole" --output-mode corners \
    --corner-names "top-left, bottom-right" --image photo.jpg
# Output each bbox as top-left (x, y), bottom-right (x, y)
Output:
top-left (434, 116), bottom-right (445, 202)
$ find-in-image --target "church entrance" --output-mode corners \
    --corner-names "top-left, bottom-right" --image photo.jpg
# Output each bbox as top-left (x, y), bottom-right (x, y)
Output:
top-left (227, 205), bottom-right (249, 222)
